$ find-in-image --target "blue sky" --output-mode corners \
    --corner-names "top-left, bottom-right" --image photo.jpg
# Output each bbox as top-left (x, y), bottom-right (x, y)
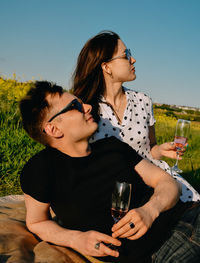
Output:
top-left (1, 0), bottom-right (200, 108)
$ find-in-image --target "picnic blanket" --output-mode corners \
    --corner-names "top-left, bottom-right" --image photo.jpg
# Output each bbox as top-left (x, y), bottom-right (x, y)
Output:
top-left (0, 195), bottom-right (108, 263)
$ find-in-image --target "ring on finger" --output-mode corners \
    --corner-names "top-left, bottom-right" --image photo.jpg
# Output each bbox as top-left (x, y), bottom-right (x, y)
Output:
top-left (129, 221), bottom-right (135, 229)
top-left (94, 242), bottom-right (101, 250)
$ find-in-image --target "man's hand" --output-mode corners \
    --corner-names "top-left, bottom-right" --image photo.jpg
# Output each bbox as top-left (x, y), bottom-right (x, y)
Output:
top-left (72, 230), bottom-right (121, 257)
top-left (111, 206), bottom-right (157, 240)
top-left (24, 195), bottom-right (121, 258)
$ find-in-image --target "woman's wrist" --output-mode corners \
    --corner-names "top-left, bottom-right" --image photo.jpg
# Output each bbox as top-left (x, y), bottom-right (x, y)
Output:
top-left (150, 144), bottom-right (163, 160)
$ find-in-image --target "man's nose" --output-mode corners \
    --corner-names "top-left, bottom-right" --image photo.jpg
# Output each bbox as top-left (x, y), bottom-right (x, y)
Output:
top-left (83, 103), bottom-right (92, 114)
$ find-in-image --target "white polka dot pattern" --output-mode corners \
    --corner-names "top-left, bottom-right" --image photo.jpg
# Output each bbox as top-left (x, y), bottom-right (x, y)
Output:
top-left (90, 88), bottom-right (200, 202)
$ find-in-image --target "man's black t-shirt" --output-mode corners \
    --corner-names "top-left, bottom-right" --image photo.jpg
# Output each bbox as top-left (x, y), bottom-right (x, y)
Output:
top-left (20, 137), bottom-right (190, 263)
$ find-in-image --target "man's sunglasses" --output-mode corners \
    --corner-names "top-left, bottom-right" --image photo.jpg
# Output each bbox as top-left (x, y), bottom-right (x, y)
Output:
top-left (107, 49), bottom-right (132, 63)
top-left (48, 98), bottom-right (84, 123)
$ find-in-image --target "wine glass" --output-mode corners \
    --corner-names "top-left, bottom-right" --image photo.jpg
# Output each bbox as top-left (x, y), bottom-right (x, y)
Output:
top-left (171, 119), bottom-right (190, 173)
top-left (111, 181), bottom-right (132, 223)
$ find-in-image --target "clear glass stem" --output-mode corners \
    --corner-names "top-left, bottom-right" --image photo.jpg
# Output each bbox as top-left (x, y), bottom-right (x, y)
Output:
top-left (172, 152), bottom-right (182, 173)
top-left (175, 152), bottom-right (179, 167)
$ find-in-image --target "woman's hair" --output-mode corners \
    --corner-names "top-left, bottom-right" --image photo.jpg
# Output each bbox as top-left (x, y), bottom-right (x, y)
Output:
top-left (72, 30), bottom-right (120, 122)
top-left (19, 81), bottom-right (64, 146)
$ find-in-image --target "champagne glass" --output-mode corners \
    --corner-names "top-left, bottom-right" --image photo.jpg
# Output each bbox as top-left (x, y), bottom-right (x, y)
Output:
top-left (107, 181), bottom-right (131, 251)
top-left (111, 181), bottom-right (132, 223)
top-left (171, 119), bottom-right (190, 173)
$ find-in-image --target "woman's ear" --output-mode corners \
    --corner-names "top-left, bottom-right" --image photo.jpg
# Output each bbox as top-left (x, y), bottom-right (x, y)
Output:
top-left (101, 62), bottom-right (112, 75)
top-left (44, 123), bottom-right (63, 138)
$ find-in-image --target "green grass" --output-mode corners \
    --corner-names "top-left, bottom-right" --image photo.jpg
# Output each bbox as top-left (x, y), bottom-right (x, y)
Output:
top-left (0, 100), bottom-right (44, 196)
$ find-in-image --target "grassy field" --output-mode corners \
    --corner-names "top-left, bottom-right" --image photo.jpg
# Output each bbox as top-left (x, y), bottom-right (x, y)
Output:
top-left (0, 77), bottom-right (44, 196)
top-left (154, 112), bottom-right (200, 193)
top-left (0, 77), bottom-right (200, 196)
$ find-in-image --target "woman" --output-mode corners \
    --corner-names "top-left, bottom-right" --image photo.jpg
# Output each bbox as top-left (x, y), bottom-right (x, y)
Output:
top-left (72, 30), bottom-right (200, 202)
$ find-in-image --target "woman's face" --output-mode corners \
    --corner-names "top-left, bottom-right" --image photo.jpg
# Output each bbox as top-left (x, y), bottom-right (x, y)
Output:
top-left (107, 39), bottom-right (136, 83)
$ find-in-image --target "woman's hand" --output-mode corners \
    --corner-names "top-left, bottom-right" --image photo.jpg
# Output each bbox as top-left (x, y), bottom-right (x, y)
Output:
top-left (111, 206), bottom-right (157, 241)
top-left (151, 142), bottom-right (187, 160)
top-left (149, 126), bottom-right (187, 160)
top-left (72, 230), bottom-right (121, 257)
top-left (158, 142), bottom-right (187, 159)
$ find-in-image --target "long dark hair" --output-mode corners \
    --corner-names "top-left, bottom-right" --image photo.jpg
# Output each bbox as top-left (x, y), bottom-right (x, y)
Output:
top-left (72, 30), bottom-right (120, 122)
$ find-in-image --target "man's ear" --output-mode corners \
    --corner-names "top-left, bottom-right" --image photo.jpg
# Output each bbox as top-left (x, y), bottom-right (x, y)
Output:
top-left (101, 62), bottom-right (112, 75)
top-left (44, 123), bottom-right (63, 138)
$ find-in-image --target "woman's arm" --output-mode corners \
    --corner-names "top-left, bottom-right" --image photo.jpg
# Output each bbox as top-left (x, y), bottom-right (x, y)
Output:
top-left (149, 125), bottom-right (183, 160)
top-left (112, 159), bottom-right (181, 240)
top-left (24, 194), bottom-right (121, 257)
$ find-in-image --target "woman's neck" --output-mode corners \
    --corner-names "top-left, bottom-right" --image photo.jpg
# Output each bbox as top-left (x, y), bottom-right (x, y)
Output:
top-left (103, 82), bottom-right (125, 106)
top-left (103, 82), bottom-right (127, 123)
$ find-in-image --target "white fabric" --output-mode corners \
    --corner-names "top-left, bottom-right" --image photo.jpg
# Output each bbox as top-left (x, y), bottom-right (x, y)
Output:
top-left (90, 88), bottom-right (200, 202)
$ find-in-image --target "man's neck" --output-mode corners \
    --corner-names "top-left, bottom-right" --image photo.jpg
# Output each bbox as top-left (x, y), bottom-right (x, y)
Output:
top-left (53, 139), bottom-right (91, 157)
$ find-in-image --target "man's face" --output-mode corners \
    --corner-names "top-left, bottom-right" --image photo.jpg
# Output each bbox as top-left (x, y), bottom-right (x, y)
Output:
top-left (46, 92), bottom-right (98, 141)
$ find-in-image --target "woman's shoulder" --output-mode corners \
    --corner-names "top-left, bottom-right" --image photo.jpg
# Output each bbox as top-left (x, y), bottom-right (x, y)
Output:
top-left (124, 87), bottom-right (150, 98)
top-left (123, 87), bottom-right (152, 103)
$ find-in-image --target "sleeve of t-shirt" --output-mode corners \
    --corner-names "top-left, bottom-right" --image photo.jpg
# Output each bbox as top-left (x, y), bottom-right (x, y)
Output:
top-left (121, 140), bottom-right (143, 166)
top-left (20, 150), bottom-right (52, 203)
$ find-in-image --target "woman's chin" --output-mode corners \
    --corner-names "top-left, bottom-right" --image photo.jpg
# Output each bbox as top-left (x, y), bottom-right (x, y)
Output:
top-left (127, 75), bottom-right (136, 82)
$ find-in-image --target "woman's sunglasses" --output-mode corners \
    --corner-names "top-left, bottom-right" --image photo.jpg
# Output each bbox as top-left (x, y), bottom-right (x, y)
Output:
top-left (48, 98), bottom-right (84, 123)
top-left (106, 49), bottom-right (132, 63)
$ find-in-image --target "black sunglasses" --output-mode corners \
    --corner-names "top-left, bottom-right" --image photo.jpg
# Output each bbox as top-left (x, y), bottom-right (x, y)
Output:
top-left (48, 98), bottom-right (84, 123)
top-left (107, 49), bottom-right (132, 63)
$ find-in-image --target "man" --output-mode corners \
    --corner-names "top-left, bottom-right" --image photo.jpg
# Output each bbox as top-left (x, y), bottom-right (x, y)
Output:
top-left (20, 81), bottom-right (200, 263)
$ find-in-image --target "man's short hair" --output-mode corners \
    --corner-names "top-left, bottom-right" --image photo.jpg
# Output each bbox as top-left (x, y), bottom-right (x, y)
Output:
top-left (19, 81), bottom-right (64, 145)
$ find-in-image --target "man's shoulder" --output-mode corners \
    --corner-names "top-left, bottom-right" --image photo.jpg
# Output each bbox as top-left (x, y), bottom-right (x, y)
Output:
top-left (91, 136), bottom-right (136, 153)
top-left (91, 136), bottom-right (143, 166)
top-left (91, 136), bottom-right (123, 147)
top-left (23, 147), bottom-right (54, 169)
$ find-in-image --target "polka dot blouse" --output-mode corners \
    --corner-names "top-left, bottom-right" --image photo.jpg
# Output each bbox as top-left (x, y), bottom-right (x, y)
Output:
top-left (90, 87), bottom-right (200, 202)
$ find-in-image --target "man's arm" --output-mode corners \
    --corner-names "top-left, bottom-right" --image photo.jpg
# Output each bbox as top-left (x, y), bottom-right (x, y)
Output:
top-left (112, 159), bottom-right (181, 240)
top-left (135, 159), bottom-right (181, 214)
top-left (24, 194), bottom-right (121, 257)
